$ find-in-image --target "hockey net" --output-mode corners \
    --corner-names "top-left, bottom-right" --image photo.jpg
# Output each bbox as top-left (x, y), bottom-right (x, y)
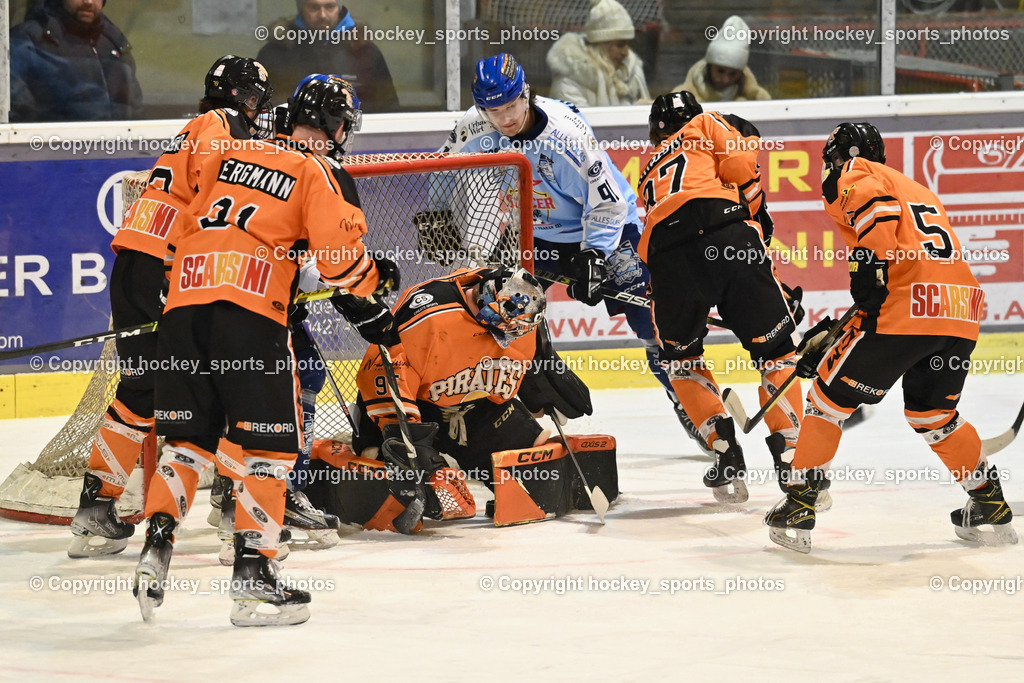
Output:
top-left (0, 151), bottom-right (533, 524)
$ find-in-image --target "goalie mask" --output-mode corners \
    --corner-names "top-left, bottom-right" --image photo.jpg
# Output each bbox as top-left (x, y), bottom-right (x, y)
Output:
top-left (204, 55), bottom-right (274, 139)
top-left (287, 74), bottom-right (363, 157)
top-left (822, 122), bottom-right (886, 170)
top-left (474, 268), bottom-right (546, 347)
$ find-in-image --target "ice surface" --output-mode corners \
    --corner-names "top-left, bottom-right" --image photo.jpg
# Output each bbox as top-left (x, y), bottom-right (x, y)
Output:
top-left (0, 374), bottom-right (1021, 681)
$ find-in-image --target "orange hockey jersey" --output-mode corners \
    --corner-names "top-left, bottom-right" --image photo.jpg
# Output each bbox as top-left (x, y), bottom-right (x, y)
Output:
top-left (164, 135), bottom-right (379, 326)
top-left (638, 111), bottom-right (765, 260)
top-left (822, 157), bottom-right (983, 340)
top-left (357, 269), bottom-right (537, 426)
top-left (114, 108), bottom-right (252, 258)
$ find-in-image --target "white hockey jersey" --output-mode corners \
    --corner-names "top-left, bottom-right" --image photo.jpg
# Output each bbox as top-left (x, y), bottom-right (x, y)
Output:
top-left (437, 96), bottom-right (640, 256)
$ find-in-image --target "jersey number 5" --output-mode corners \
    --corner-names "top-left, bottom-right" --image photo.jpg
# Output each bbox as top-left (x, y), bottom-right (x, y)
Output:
top-left (909, 203), bottom-right (954, 259)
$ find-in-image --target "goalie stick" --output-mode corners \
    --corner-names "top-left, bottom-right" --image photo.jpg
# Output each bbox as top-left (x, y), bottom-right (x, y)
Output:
top-left (550, 411), bottom-right (609, 524)
top-left (0, 287), bottom-right (354, 362)
top-left (376, 342), bottom-right (426, 534)
top-left (533, 270), bottom-right (727, 329)
top-left (722, 305), bottom-right (860, 434)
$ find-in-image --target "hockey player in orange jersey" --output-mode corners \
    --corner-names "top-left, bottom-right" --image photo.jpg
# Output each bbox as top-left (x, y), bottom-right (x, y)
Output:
top-left (639, 91), bottom-right (803, 504)
top-left (765, 122), bottom-right (1016, 553)
top-left (68, 55), bottom-right (275, 558)
top-left (133, 75), bottom-right (399, 626)
top-left (338, 266), bottom-right (595, 529)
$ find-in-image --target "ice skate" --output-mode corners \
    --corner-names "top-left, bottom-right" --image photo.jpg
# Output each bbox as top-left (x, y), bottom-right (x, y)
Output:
top-left (765, 433), bottom-right (832, 513)
top-left (132, 513), bottom-right (176, 622)
top-left (951, 466), bottom-right (1017, 546)
top-left (674, 402), bottom-right (714, 459)
top-left (765, 469), bottom-right (825, 553)
top-left (283, 489), bottom-right (341, 549)
top-left (702, 418), bottom-right (748, 503)
top-left (207, 474), bottom-right (232, 527)
top-left (229, 533), bottom-right (311, 627)
top-left (68, 473), bottom-right (135, 558)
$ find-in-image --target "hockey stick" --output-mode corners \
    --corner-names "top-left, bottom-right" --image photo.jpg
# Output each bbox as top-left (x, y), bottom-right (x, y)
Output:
top-left (534, 270), bottom-right (728, 328)
top-left (982, 398), bottom-right (1024, 457)
top-left (550, 412), bottom-right (609, 524)
top-left (305, 332), bottom-right (360, 441)
top-left (723, 305), bottom-right (860, 434)
top-left (0, 287), bottom-right (354, 362)
top-left (376, 343), bottom-right (426, 534)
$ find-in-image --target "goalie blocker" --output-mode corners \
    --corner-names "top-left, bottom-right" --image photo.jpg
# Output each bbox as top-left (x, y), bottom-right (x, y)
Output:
top-left (302, 435), bottom-right (617, 529)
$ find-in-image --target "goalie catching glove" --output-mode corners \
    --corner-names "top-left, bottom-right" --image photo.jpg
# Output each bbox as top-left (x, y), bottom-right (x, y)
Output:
top-left (331, 294), bottom-right (399, 347)
top-left (518, 324), bottom-right (593, 420)
top-left (413, 210), bottom-right (464, 268)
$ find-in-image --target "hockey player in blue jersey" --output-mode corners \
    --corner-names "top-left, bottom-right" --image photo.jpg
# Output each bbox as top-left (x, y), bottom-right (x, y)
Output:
top-left (418, 53), bottom-right (707, 452)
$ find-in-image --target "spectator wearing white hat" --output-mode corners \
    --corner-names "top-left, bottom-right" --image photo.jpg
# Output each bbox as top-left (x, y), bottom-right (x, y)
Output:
top-left (546, 0), bottom-right (651, 107)
top-left (674, 15), bottom-right (770, 103)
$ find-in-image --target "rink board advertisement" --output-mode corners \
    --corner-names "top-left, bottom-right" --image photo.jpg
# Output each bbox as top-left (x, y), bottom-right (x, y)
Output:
top-left (0, 125), bottom-right (1022, 369)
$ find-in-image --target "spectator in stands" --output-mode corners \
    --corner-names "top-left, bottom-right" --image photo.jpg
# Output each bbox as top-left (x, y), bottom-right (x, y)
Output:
top-left (257, 0), bottom-right (400, 113)
top-left (9, 0), bottom-right (143, 122)
top-left (546, 0), bottom-right (651, 107)
top-left (674, 15), bottom-right (770, 103)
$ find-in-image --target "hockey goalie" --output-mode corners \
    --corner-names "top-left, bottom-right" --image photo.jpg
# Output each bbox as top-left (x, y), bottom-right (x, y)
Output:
top-left (302, 266), bottom-right (619, 530)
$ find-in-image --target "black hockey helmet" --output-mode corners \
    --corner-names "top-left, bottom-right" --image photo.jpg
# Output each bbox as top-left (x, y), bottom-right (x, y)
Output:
top-left (203, 55), bottom-right (274, 137)
top-left (649, 91), bottom-right (703, 145)
top-left (822, 122), bottom-right (886, 169)
top-left (287, 74), bottom-right (362, 157)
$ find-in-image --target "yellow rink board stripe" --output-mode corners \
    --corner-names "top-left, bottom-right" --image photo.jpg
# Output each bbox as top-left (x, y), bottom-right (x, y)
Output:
top-left (2, 332), bottom-right (1021, 420)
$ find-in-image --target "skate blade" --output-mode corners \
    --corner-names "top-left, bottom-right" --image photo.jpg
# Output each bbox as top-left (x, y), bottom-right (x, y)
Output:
top-left (230, 600), bottom-right (310, 627)
top-left (711, 479), bottom-right (749, 504)
top-left (768, 526), bottom-right (812, 553)
top-left (133, 571), bottom-right (163, 622)
top-left (284, 527), bottom-right (340, 550)
top-left (67, 534), bottom-right (129, 558)
top-left (814, 490), bottom-right (833, 513)
top-left (954, 522), bottom-right (1019, 546)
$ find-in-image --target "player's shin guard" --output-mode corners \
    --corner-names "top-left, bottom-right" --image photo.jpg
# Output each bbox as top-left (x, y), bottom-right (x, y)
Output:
top-left (144, 442), bottom-right (215, 521)
top-left (759, 352), bottom-right (802, 448)
top-left (86, 399), bottom-right (153, 499)
top-left (234, 450), bottom-right (294, 559)
top-left (950, 464), bottom-right (1017, 545)
top-left (904, 408), bottom-right (985, 483)
top-left (666, 356), bottom-right (727, 453)
top-left (791, 382), bottom-right (854, 471)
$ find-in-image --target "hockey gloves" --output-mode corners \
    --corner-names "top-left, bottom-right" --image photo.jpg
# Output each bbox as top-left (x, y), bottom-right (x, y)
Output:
top-left (795, 317), bottom-right (835, 379)
top-left (381, 422), bottom-right (446, 520)
top-left (849, 247), bottom-right (889, 316)
top-left (566, 248), bottom-right (608, 307)
top-left (331, 294), bottom-right (400, 347)
top-left (413, 210), bottom-right (463, 268)
top-left (372, 255), bottom-right (401, 298)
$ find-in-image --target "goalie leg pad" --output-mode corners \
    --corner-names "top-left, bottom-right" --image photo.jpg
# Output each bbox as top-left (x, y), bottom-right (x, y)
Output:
top-left (491, 440), bottom-right (571, 526)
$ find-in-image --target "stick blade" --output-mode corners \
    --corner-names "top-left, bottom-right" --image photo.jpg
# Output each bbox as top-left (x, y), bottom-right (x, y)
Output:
top-left (722, 388), bottom-right (753, 433)
top-left (981, 399), bottom-right (1024, 457)
top-left (587, 486), bottom-right (609, 524)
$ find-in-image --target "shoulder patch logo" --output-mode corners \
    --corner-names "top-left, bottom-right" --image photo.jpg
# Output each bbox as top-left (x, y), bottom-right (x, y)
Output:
top-left (587, 160), bottom-right (603, 178)
top-left (410, 292), bottom-right (434, 309)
